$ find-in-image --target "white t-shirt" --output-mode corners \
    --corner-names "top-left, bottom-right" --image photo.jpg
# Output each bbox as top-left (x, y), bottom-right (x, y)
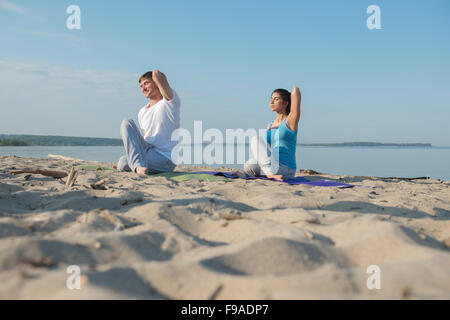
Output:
top-left (138, 89), bottom-right (181, 161)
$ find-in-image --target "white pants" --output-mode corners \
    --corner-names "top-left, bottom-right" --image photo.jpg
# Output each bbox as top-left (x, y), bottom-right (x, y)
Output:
top-left (243, 136), bottom-right (296, 179)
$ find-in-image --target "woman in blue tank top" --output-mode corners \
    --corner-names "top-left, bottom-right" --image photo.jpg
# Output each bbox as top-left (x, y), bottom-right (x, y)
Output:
top-left (242, 86), bottom-right (301, 181)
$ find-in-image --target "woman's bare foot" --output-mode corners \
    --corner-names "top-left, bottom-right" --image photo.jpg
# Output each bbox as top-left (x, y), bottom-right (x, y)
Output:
top-left (112, 163), bottom-right (118, 170)
top-left (266, 173), bottom-right (283, 182)
top-left (135, 166), bottom-right (148, 175)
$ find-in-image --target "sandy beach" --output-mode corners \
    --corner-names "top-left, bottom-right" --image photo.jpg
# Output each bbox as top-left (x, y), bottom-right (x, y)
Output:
top-left (0, 155), bottom-right (449, 299)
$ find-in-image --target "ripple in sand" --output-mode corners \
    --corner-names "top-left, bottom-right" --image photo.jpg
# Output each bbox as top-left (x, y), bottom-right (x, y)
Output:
top-left (200, 237), bottom-right (339, 276)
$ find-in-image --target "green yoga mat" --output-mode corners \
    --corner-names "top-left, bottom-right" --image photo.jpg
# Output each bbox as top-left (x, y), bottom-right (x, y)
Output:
top-left (76, 166), bottom-right (226, 182)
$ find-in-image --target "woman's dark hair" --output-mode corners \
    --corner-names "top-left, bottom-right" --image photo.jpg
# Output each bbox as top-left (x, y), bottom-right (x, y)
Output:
top-left (273, 89), bottom-right (291, 114)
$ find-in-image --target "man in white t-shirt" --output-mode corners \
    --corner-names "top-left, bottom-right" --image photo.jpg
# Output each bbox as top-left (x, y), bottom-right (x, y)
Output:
top-left (114, 70), bottom-right (181, 175)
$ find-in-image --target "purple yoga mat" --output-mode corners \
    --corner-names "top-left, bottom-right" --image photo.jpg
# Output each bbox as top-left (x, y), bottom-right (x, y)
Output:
top-left (194, 171), bottom-right (355, 188)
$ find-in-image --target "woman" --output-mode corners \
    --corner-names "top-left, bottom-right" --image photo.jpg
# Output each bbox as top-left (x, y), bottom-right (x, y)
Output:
top-left (242, 86), bottom-right (301, 181)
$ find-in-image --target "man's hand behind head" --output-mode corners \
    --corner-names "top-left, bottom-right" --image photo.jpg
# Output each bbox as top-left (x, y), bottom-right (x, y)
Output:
top-left (152, 70), bottom-right (166, 83)
top-left (151, 70), bottom-right (173, 101)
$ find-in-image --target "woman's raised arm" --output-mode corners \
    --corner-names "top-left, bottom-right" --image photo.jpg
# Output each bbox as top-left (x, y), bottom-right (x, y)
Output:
top-left (286, 86), bottom-right (301, 131)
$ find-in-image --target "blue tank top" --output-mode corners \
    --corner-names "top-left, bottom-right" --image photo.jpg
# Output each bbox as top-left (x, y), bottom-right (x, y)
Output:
top-left (266, 118), bottom-right (297, 170)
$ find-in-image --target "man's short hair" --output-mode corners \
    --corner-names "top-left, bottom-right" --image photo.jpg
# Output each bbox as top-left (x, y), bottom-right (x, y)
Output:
top-left (139, 71), bottom-right (153, 83)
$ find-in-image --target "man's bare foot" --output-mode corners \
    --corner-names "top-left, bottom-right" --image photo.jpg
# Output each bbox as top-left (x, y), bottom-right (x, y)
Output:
top-left (136, 166), bottom-right (148, 175)
top-left (266, 173), bottom-right (283, 182)
top-left (112, 163), bottom-right (118, 170)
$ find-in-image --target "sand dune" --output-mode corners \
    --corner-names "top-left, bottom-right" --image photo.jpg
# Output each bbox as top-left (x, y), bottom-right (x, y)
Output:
top-left (0, 155), bottom-right (449, 299)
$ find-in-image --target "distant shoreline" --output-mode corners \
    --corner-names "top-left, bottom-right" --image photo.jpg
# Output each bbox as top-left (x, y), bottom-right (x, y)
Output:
top-left (298, 142), bottom-right (433, 147)
top-left (0, 134), bottom-right (122, 147)
top-left (0, 134), bottom-right (433, 147)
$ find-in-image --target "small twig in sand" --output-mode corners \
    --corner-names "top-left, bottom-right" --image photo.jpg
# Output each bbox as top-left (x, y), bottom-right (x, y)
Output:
top-left (65, 167), bottom-right (78, 189)
top-left (219, 212), bottom-right (244, 221)
top-left (90, 179), bottom-right (107, 190)
top-left (22, 257), bottom-right (55, 268)
top-left (11, 169), bottom-right (68, 179)
top-left (208, 284), bottom-right (224, 300)
top-left (356, 176), bottom-right (430, 181)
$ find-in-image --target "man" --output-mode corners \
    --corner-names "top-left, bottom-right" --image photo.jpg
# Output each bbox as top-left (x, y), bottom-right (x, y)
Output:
top-left (114, 70), bottom-right (181, 175)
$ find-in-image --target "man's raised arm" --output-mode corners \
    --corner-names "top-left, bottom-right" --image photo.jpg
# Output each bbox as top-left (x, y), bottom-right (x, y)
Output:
top-left (152, 70), bottom-right (174, 101)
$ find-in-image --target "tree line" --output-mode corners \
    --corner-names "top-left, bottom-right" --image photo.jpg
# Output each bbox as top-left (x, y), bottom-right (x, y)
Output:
top-left (0, 135), bottom-right (123, 146)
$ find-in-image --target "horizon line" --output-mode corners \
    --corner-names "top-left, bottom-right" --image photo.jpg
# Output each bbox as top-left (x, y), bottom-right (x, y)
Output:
top-left (0, 133), bottom-right (438, 146)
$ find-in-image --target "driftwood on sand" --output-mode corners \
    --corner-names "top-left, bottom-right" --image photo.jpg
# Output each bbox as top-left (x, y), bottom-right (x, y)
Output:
top-left (90, 179), bottom-right (107, 190)
top-left (365, 176), bottom-right (430, 181)
top-left (65, 167), bottom-right (78, 189)
top-left (11, 169), bottom-right (68, 179)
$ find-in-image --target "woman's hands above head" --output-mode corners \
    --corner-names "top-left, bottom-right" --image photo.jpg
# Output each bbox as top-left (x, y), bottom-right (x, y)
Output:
top-left (285, 86), bottom-right (302, 131)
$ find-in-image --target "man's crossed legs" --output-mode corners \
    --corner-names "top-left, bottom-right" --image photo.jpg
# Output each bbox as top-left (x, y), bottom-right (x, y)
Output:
top-left (115, 119), bottom-right (175, 175)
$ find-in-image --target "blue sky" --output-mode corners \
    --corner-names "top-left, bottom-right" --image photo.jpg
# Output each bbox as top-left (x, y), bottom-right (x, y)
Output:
top-left (1, 0), bottom-right (449, 145)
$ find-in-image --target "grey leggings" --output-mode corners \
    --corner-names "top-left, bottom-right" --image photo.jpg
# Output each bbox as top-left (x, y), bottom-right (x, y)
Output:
top-left (243, 136), bottom-right (296, 180)
top-left (117, 119), bottom-right (175, 173)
